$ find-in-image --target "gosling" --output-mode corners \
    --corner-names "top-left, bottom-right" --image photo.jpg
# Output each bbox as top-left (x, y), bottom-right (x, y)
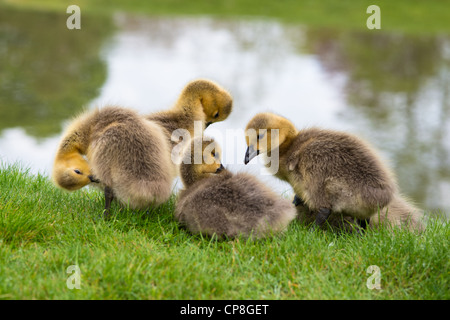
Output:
top-left (244, 112), bottom-right (424, 232)
top-left (53, 106), bottom-right (175, 216)
top-left (175, 137), bottom-right (297, 239)
top-left (146, 79), bottom-right (233, 148)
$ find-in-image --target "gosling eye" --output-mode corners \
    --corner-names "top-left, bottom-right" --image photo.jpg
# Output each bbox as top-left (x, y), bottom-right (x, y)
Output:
top-left (213, 111), bottom-right (219, 118)
top-left (74, 169), bottom-right (82, 175)
top-left (257, 132), bottom-right (265, 140)
top-left (211, 152), bottom-right (219, 159)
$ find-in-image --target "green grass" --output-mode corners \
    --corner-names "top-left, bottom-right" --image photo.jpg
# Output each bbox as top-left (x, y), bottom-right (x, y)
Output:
top-left (0, 163), bottom-right (448, 299)
top-left (2, 0), bottom-right (450, 34)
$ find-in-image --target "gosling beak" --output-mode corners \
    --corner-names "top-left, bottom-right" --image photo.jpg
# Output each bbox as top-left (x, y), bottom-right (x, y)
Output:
top-left (205, 121), bottom-right (212, 128)
top-left (215, 164), bottom-right (225, 173)
top-left (293, 194), bottom-right (304, 207)
top-left (244, 146), bottom-right (259, 165)
top-left (88, 175), bottom-right (100, 183)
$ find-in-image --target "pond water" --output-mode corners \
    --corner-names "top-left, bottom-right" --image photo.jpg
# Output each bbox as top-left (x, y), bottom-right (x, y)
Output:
top-left (1, 9), bottom-right (449, 214)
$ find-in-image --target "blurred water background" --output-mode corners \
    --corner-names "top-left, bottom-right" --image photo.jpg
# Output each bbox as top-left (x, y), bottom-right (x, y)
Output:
top-left (0, 1), bottom-right (449, 214)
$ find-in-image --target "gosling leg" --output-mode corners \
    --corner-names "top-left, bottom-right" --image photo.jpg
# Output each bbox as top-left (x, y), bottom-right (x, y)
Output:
top-left (104, 186), bottom-right (114, 219)
top-left (358, 218), bottom-right (370, 230)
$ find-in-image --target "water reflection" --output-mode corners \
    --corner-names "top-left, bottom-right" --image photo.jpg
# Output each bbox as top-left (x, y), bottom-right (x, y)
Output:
top-left (0, 12), bottom-right (448, 213)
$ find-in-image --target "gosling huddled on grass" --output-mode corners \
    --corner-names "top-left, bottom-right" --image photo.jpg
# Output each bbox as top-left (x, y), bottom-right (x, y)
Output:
top-left (244, 112), bottom-right (424, 232)
top-left (52, 106), bottom-right (175, 217)
top-left (175, 137), bottom-right (297, 239)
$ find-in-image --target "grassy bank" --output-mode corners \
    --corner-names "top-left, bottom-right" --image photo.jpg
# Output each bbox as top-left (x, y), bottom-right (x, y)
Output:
top-left (0, 163), bottom-right (448, 299)
top-left (2, 0), bottom-right (450, 34)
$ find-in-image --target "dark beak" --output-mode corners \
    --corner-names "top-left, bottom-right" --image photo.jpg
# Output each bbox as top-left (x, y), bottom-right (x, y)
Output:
top-left (244, 146), bottom-right (259, 164)
top-left (88, 175), bottom-right (100, 183)
top-left (205, 121), bottom-right (212, 128)
top-left (215, 164), bottom-right (225, 173)
top-left (292, 194), bottom-right (304, 207)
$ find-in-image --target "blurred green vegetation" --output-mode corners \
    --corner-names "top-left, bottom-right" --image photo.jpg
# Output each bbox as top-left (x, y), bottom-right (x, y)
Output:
top-left (2, 0), bottom-right (450, 34)
top-left (303, 30), bottom-right (442, 116)
top-left (0, 6), bottom-right (113, 137)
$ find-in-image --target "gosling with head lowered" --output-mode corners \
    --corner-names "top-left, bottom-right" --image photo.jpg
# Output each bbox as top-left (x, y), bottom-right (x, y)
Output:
top-left (175, 137), bottom-right (297, 239)
top-left (52, 106), bottom-right (175, 217)
top-left (146, 79), bottom-right (233, 175)
top-left (244, 112), bottom-right (424, 232)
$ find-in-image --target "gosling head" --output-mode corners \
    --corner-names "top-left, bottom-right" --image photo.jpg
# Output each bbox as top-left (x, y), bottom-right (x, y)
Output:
top-left (180, 136), bottom-right (225, 187)
top-left (52, 153), bottom-right (99, 191)
top-left (244, 112), bottom-right (298, 164)
top-left (181, 79), bottom-right (233, 128)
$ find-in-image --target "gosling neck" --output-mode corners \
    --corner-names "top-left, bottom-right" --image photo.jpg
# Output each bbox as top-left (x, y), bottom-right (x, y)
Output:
top-left (276, 121), bottom-right (299, 158)
top-left (180, 164), bottom-right (229, 188)
top-left (180, 164), bottom-right (204, 187)
top-left (173, 95), bottom-right (206, 135)
top-left (56, 110), bottom-right (97, 158)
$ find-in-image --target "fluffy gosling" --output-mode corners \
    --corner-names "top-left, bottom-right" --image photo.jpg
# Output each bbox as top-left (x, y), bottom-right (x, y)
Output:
top-left (244, 112), bottom-right (424, 232)
top-left (175, 137), bottom-right (297, 239)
